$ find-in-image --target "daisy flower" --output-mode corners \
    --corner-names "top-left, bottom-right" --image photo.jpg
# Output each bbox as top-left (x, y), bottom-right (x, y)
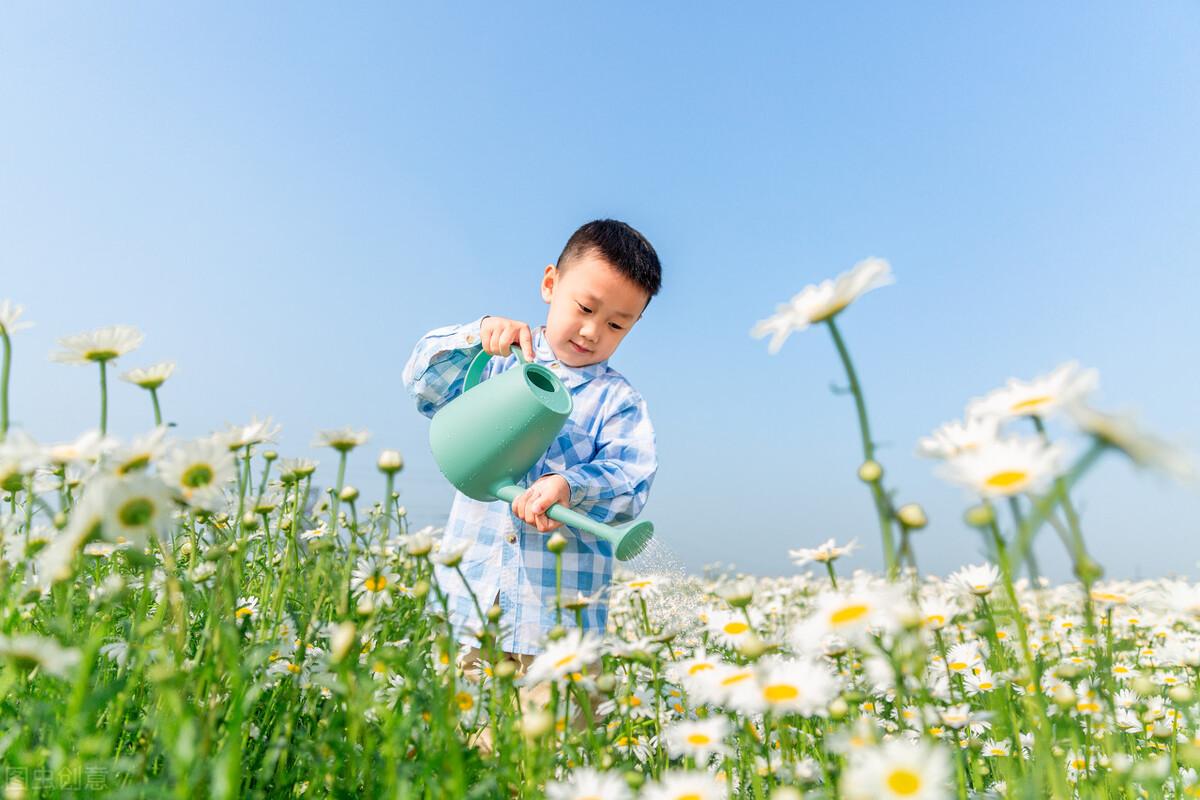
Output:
top-left (351, 557), bottom-right (399, 608)
top-left (788, 537), bottom-right (859, 566)
top-left (937, 436), bottom-right (1064, 498)
top-left (546, 768), bottom-right (632, 800)
top-left (1067, 401), bottom-right (1194, 483)
top-left (51, 325), bottom-right (144, 364)
top-left (234, 596), bottom-right (260, 623)
top-left (222, 415), bottom-right (281, 450)
top-left (120, 361), bottom-right (176, 390)
top-left (0, 633), bottom-right (81, 678)
top-left (109, 426), bottom-right (170, 474)
top-left (916, 417), bottom-right (1000, 459)
top-left (45, 430), bottom-right (114, 466)
top-left (705, 609), bottom-right (760, 648)
top-left (728, 657), bottom-right (838, 717)
top-left (0, 300), bottom-right (32, 335)
top-left (793, 584), bottom-right (909, 649)
top-left (641, 770), bottom-right (727, 800)
top-left (948, 563), bottom-right (1000, 598)
top-left (159, 436), bottom-right (237, 511)
top-left (751, 257), bottom-right (894, 354)
top-left (664, 717), bottom-right (730, 762)
top-left (313, 427), bottom-right (370, 452)
top-left (523, 629), bottom-right (602, 686)
top-left (99, 472), bottom-right (175, 545)
top-left (276, 457), bottom-right (318, 482)
top-left (966, 361), bottom-right (1098, 422)
top-left (842, 739), bottom-right (952, 800)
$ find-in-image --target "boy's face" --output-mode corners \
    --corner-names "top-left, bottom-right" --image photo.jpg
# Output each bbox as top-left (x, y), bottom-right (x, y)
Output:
top-left (540, 250), bottom-right (648, 368)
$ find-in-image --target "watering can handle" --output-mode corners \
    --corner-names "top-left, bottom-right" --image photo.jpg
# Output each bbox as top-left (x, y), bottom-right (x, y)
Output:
top-left (464, 344), bottom-right (527, 392)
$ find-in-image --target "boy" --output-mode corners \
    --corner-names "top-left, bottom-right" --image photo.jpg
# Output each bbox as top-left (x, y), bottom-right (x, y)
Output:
top-left (401, 219), bottom-right (661, 665)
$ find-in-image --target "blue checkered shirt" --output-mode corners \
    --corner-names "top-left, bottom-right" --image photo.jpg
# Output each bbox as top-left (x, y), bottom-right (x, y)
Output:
top-left (402, 316), bottom-right (658, 655)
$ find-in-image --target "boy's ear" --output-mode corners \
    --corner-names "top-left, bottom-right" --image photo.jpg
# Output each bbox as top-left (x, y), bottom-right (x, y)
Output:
top-left (540, 264), bottom-right (557, 303)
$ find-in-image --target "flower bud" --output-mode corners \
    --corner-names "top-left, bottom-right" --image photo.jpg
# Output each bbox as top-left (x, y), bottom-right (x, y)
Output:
top-left (377, 449), bottom-right (404, 474)
top-left (546, 532), bottom-right (568, 554)
top-left (339, 485), bottom-right (359, 502)
top-left (548, 625), bottom-right (566, 642)
top-left (737, 634), bottom-right (769, 660)
top-left (494, 659), bottom-right (518, 680)
top-left (413, 579), bottom-right (430, 599)
top-left (52, 512), bottom-right (68, 530)
top-left (829, 697), bottom-right (849, 720)
top-left (964, 503), bottom-right (995, 528)
top-left (596, 674), bottom-right (617, 693)
top-left (1052, 685), bottom-right (1077, 709)
top-left (486, 604), bottom-right (503, 623)
top-left (896, 503), bottom-right (927, 529)
top-left (330, 621), bottom-right (356, 663)
top-left (1170, 685), bottom-right (1195, 704)
top-left (519, 711), bottom-right (553, 740)
top-left (1132, 675), bottom-right (1158, 697)
top-left (241, 512), bottom-right (259, 531)
top-left (857, 460), bottom-right (883, 483)
top-left (263, 450), bottom-right (278, 462)
top-left (396, 505), bottom-right (407, 518)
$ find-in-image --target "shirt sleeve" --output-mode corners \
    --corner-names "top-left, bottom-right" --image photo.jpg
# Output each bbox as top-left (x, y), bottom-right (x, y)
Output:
top-left (401, 316), bottom-right (489, 419)
top-left (550, 391), bottom-right (658, 526)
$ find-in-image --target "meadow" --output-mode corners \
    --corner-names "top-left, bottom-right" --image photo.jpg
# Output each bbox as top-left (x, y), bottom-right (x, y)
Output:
top-left (0, 260), bottom-right (1196, 799)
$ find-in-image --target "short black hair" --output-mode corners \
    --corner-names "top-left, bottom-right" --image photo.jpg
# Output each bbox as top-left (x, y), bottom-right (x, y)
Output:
top-left (556, 219), bottom-right (662, 310)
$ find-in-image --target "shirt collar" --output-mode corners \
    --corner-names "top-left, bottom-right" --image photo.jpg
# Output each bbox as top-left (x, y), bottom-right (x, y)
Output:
top-left (531, 325), bottom-right (609, 389)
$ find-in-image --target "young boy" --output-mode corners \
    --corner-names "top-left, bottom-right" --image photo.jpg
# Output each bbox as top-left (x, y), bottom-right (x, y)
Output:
top-left (401, 219), bottom-right (661, 663)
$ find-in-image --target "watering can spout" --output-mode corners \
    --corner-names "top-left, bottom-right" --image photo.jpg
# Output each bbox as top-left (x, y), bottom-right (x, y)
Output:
top-left (492, 483), bottom-right (654, 562)
top-left (428, 345), bottom-right (655, 562)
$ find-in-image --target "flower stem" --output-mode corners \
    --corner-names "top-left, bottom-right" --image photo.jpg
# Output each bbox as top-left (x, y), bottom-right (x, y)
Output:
top-left (98, 359), bottom-right (109, 435)
top-left (149, 387), bottom-right (162, 427)
top-left (0, 329), bottom-right (10, 440)
top-left (825, 317), bottom-right (897, 576)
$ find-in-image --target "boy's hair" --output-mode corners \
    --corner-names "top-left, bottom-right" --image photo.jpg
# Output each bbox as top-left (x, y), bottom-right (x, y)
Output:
top-left (556, 219), bottom-right (662, 310)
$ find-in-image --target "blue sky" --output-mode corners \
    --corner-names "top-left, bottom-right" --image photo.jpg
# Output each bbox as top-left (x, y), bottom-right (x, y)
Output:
top-left (2, 3), bottom-right (1198, 580)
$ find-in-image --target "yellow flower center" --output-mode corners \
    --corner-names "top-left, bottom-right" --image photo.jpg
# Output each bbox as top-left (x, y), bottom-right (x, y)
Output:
top-left (721, 672), bottom-right (752, 686)
top-left (686, 733), bottom-right (712, 746)
top-left (764, 684), bottom-right (799, 703)
top-left (554, 653), bottom-right (578, 669)
top-left (235, 606), bottom-right (254, 618)
top-left (984, 470), bottom-right (1029, 490)
top-left (1010, 395), bottom-right (1052, 412)
top-left (830, 603), bottom-right (870, 625)
top-left (887, 768), bottom-right (922, 795)
top-left (688, 663), bottom-right (714, 675)
top-left (723, 621), bottom-right (749, 635)
top-left (365, 576), bottom-right (388, 592)
top-left (949, 661), bottom-right (968, 671)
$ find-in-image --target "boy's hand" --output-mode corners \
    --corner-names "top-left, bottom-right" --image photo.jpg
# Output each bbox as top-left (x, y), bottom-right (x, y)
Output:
top-left (480, 316), bottom-right (535, 361)
top-left (510, 474), bottom-right (571, 533)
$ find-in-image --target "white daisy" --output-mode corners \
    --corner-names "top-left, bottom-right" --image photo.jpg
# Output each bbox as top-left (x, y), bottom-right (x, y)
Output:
top-left (523, 629), bottom-right (602, 686)
top-left (1067, 401), bottom-right (1194, 483)
top-left (99, 472), bottom-right (175, 545)
top-left (222, 415), bottom-right (282, 450)
top-left (641, 770), bottom-right (727, 800)
top-left (966, 361), bottom-right (1098, 423)
top-left (0, 300), bottom-right (32, 335)
top-left (916, 417), bottom-right (1000, 460)
top-left (728, 657), bottom-right (838, 717)
top-left (663, 717), bottom-right (730, 762)
top-left (109, 427), bottom-right (170, 475)
top-left (313, 427), bottom-right (370, 452)
top-left (948, 563), bottom-right (1001, 598)
top-left (351, 557), bottom-right (399, 608)
top-left (789, 537), bottom-right (859, 566)
top-left (0, 633), bottom-right (81, 678)
top-left (752, 257), bottom-right (894, 354)
top-left (793, 584), bottom-right (909, 649)
top-left (937, 436), bottom-right (1064, 498)
top-left (51, 325), bottom-right (144, 364)
top-left (842, 738), bottom-right (953, 800)
top-left (546, 768), bottom-right (632, 800)
top-left (159, 436), bottom-right (237, 511)
top-left (120, 361), bottom-right (176, 390)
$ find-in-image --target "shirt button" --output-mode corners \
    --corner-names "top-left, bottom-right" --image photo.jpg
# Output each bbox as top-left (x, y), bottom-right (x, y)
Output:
top-left (550, 362), bottom-right (559, 369)
top-left (465, 334), bottom-right (476, 344)
top-left (507, 534), bottom-right (517, 544)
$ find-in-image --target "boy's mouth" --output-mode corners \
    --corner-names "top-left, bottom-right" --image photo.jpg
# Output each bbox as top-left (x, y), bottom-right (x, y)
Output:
top-left (569, 340), bottom-right (590, 354)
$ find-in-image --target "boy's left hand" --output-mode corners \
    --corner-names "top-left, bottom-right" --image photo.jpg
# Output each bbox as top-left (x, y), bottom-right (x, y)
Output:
top-left (511, 474), bottom-right (571, 533)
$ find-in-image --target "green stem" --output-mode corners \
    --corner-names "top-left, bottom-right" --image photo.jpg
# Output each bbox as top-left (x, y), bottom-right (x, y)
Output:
top-left (149, 387), bottom-right (162, 426)
top-left (825, 317), bottom-right (897, 576)
top-left (98, 359), bottom-right (109, 435)
top-left (0, 329), bottom-right (10, 439)
top-left (1010, 441), bottom-right (1106, 572)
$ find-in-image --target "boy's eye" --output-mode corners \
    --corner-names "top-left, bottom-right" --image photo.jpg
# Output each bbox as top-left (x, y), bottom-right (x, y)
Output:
top-left (577, 303), bottom-right (592, 313)
top-left (609, 323), bottom-right (623, 331)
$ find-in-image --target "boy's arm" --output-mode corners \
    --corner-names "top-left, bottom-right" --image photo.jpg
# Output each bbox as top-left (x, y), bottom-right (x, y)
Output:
top-left (401, 316), bottom-right (489, 419)
top-left (549, 393), bottom-right (658, 527)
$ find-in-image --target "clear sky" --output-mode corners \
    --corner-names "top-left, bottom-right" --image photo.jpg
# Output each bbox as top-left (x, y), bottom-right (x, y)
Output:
top-left (2, 3), bottom-right (1198, 581)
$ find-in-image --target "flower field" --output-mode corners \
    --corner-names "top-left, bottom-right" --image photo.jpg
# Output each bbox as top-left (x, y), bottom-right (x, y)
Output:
top-left (0, 262), bottom-right (1196, 799)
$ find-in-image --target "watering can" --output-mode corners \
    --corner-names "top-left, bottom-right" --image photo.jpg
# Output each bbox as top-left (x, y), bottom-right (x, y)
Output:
top-left (428, 346), bottom-right (654, 561)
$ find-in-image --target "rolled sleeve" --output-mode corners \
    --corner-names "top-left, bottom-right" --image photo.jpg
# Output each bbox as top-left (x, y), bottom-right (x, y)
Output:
top-left (401, 316), bottom-right (489, 418)
top-left (552, 393), bottom-right (658, 526)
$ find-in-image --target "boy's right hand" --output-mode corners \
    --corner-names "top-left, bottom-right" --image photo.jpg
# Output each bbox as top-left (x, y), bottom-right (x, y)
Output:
top-left (480, 316), bottom-right (535, 361)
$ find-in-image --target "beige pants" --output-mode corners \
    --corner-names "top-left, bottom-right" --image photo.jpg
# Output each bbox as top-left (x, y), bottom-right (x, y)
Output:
top-left (458, 646), bottom-right (553, 754)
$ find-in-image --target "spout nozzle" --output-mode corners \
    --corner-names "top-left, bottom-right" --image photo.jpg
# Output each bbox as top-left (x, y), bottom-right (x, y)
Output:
top-left (614, 520), bottom-right (654, 561)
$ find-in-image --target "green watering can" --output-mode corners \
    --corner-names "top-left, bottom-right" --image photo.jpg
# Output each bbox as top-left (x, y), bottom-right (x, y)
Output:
top-left (428, 346), bottom-right (654, 561)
